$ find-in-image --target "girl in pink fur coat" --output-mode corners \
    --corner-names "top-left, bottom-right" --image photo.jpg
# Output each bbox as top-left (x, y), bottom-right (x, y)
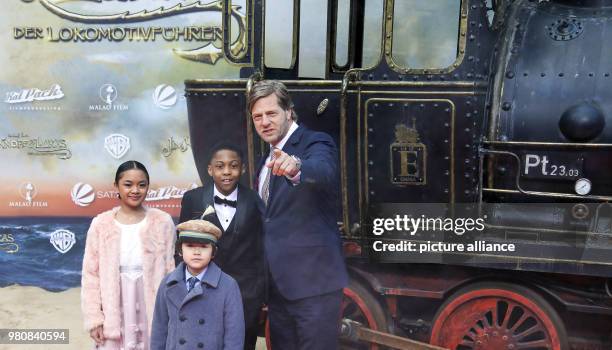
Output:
top-left (81, 161), bottom-right (176, 350)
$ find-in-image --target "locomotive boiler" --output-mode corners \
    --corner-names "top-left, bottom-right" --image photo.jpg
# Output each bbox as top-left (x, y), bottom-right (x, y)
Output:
top-left (185, 0), bottom-right (612, 349)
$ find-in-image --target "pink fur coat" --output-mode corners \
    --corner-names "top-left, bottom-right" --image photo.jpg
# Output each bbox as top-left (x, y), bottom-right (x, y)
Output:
top-left (81, 207), bottom-right (176, 339)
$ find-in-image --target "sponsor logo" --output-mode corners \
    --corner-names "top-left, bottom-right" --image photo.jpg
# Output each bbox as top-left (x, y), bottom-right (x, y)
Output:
top-left (5, 84), bottom-right (64, 104)
top-left (99, 83), bottom-right (117, 105)
top-left (162, 136), bottom-right (190, 157)
top-left (89, 83), bottom-right (128, 111)
top-left (4, 84), bottom-right (64, 111)
top-left (153, 84), bottom-right (177, 109)
top-left (20, 182), bottom-right (37, 205)
top-left (104, 133), bottom-right (130, 159)
top-left (0, 232), bottom-right (19, 254)
top-left (50, 229), bottom-right (76, 254)
top-left (96, 190), bottom-right (119, 199)
top-left (0, 132), bottom-right (72, 159)
top-left (146, 183), bottom-right (198, 202)
top-left (83, 184), bottom-right (195, 208)
top-left (71, 182), bottom-right (95, 207)
top-left (9, 182), bottom-right (48, 208)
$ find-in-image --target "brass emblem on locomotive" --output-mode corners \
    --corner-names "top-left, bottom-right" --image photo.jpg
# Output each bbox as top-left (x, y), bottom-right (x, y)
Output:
top-left (390, 120), bottom-right (426, 185)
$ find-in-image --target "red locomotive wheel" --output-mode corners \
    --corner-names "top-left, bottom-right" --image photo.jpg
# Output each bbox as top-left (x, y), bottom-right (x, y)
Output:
top-left (341, 279), bottom-right (389, 350)
top-left (430, 282), bottom-right (568, 350)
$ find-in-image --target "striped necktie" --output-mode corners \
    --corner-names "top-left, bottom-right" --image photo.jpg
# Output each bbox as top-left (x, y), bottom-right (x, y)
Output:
top-left (260, 149), bottom-right (277, 206)
top-left (187, 277), bottom-right (199, 292)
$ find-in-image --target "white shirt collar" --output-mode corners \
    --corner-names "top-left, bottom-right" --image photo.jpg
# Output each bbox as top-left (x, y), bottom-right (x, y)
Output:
top-left (271, 121), bottom-right (298, 151)
top-left (213, 185), bottom-right (238, 200)
top-left (185, 265), bottom-right (207, 282)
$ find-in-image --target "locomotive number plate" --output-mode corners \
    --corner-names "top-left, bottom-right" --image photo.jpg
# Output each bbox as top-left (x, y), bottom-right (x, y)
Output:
top-left (521, 152), bottom-right (583, 179)
top-left (390, 143), bottom-right (426, 185)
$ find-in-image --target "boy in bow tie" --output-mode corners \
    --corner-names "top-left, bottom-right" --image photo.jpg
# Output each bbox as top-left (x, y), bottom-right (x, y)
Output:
top-left (178, 142), bottom-right (265, 350)
top-left (151, 219), bottom-right (244, 350)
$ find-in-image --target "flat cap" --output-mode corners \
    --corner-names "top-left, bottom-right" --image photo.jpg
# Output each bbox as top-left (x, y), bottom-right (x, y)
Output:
top-left (176, 219), bottom-right (222, 244)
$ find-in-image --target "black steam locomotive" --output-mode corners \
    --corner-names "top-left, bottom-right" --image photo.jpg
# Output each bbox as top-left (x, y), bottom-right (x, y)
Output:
top-left (185, 0), bottom-right (612, 349)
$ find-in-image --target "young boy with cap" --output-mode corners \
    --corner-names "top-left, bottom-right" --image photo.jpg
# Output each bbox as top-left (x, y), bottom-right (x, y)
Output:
top-left (150, 213), bottom-right (244, 350)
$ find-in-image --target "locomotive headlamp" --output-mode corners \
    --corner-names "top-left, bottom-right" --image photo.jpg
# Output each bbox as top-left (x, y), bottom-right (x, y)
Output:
top-left (574, 178), bottom-right (592, 196)
top-left (559, 103), bottom-right (605, 142)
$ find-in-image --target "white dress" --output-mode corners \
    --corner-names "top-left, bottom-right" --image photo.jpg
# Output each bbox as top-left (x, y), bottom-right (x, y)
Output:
top-left (97, 219), bottom-right (148, 350)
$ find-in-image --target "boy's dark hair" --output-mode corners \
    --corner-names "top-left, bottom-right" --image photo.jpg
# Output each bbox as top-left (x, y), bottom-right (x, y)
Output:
top-left (208, 142), bottom-right (244, 165)
top-left (115, 160), bottom-right (150, 184)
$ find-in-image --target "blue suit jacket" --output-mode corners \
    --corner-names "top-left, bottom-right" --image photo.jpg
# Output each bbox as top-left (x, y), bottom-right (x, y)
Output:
top-left (257, 125), bottom-right (349, 300)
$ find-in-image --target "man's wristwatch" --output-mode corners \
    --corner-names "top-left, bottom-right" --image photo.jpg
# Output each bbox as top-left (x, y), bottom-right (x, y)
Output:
top-left (290, 155), bottom-right (302, 171)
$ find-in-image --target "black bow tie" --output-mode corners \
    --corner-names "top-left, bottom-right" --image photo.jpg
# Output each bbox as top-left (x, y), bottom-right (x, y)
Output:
top-left (214, 195), bottom-right (237, 208)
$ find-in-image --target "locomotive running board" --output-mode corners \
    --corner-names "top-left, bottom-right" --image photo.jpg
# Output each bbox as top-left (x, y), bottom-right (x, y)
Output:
top-left (340, 319), bottom-right (448, 350)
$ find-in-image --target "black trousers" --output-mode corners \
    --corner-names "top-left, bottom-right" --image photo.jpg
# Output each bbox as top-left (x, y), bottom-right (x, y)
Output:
top-left (268, 279), bottom-right (343, 350)
top-left (244, 299), bottom-right (263, 350)
top-left (244, 323), bottom-right (258, 350)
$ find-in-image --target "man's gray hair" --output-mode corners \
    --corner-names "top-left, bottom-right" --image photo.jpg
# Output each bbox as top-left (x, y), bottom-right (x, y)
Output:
top-left (247, 80), bottom-right (298, 121)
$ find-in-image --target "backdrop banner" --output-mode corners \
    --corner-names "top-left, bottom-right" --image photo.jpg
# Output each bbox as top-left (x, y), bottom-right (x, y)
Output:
top-left (0, 1), bottom-right (244, 348)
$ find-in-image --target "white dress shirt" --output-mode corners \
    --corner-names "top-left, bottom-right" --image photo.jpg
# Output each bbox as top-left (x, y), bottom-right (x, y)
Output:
top-left (213, 185), bottom-right (237, 231)
top-left (258, 121), bottom-right (301, 197)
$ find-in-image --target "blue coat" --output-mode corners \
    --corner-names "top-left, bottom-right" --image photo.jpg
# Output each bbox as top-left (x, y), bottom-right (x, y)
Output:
top-left (150, 262), bottom-right (244, 350)
top-left (258, 125), bottom-right (349, 300)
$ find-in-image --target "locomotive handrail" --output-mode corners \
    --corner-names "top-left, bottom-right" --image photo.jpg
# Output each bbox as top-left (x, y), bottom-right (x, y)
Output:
top-left (245, 71), bottom-right (262, 96)
top-left (185, 79), bottom-right (482, 88)
top-left (479, 148), bottom-right (612, 201)
top-left (341, 70), bottom-right (359, 96)
top-left (483, 140), bottom-right (612, 148)
top-left (340, 68), bottom-right (365, 236)
top-left (482, 188), bottom-right (612, 202)
top-left (244, 71), bottom-right (263, 183)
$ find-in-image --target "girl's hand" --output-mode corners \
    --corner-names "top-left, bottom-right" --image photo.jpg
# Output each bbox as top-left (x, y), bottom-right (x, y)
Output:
top-left (89, 325), bottom-right (105, 345)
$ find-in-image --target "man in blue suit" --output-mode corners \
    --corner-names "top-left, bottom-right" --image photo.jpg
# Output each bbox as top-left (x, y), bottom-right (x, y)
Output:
top-left (248, 80), bottom-right (349, 350)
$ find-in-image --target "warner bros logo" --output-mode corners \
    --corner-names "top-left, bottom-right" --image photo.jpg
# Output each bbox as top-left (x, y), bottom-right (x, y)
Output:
top-left (104, 133), bottom-right (130, 159)
top-left (50, 229), bottom-right (76, 254)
